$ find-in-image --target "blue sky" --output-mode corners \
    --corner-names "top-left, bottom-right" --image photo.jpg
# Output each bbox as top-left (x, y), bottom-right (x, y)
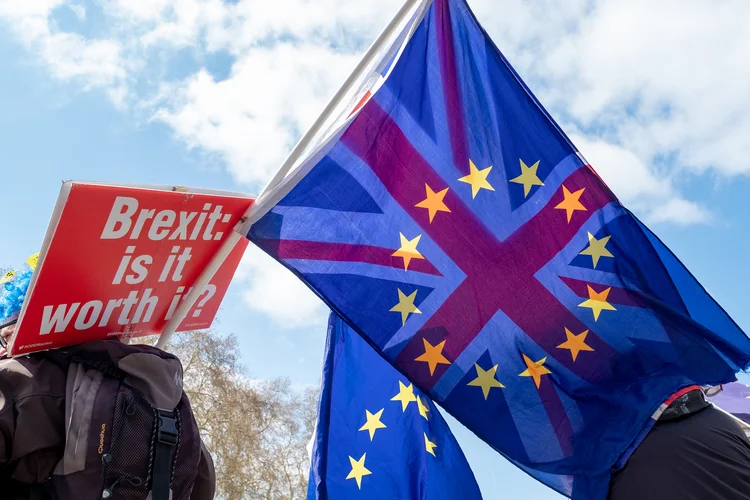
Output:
top-left (2, 1), bottom-right (750, 498)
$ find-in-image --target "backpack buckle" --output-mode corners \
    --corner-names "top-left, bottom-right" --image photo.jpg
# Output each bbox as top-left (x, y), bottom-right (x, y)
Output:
top-left (157, 410), bottom-right (178, 446)
top-left (152, 410), bottom-right (179, 500)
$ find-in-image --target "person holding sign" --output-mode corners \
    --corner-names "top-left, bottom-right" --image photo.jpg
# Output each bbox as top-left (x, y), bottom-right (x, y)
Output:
top-left (0, 256), bottom-right (217, 500)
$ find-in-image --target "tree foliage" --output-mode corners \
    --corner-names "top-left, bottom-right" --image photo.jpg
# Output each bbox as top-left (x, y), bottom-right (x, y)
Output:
top-left (155, 330), bottom-right (319, 499)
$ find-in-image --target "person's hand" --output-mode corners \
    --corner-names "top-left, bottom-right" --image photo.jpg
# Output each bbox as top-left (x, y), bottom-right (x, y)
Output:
top-left (0, 324), bottom-right (15, 357)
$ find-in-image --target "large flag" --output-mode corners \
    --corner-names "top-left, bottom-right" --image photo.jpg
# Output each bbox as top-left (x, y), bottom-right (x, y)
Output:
top-left (247, 0), bottom-right (750, 496)
top-left (306, 312), bottom-right (482, 499)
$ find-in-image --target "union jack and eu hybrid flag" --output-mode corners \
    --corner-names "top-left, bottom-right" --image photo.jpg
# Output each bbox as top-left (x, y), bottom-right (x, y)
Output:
top-left (306, 312), bottom-right (482, 498)
top-left (247, 0), bottom-right (750, 497)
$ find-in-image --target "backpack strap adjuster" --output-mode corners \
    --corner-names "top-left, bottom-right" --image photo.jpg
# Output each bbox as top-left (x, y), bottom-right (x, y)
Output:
top-left (152, 409), bottom-right (179, 500)
top-left (157, 410), bottom-right (179, 446)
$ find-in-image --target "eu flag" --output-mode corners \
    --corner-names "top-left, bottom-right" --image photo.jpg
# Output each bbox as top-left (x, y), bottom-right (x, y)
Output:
top-left (248, 0), bottom-right (750, 496)
top-left (307, 312), bottom-right (482, 499)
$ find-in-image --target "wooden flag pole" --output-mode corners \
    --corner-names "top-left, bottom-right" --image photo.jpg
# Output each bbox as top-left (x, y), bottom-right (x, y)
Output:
top-left (155, 0), bottom-right (429, 349)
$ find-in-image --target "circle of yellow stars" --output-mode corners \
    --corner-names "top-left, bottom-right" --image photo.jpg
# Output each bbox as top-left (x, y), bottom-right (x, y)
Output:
top-left (345, 381), bottom-right (438, 490)
top-left (391, 157), bottom-right (617, 362)
top-left (355, 156), bottom-right (622, 489)
top-left (390, 158), bottom-right (616, 354)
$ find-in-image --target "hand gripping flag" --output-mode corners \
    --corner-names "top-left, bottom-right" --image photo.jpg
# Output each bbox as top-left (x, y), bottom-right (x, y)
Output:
top-left (246, 0), bottom-right (750, 496)
top-left (306, 312), bottom-right (482, 499)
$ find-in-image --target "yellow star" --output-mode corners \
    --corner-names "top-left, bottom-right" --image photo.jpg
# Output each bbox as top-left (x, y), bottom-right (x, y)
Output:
top-left (415, 184), bottom-right (451, 223)
top-left (358, 409), bottom-right (387, 441)
top-left (467, 363), bottom-right (505, 400)
top-left (555, 185), bottom-right (587, 223)
top-left (391, 381), bottom-right (417, 411)
top-left (579, 232), bottom-right (614, 269)
top-left (424, 433), bottom-right (437, 457)
top-left (557, 328), bottom-right (595, 362)
top-left (390, 289), bottom-right (421, 325)
top-left (416, 395), bottom-right (430, 420)
top-left (392, 233), bottom-right (424, 271)
top-left (579, 285), bottom-right (616, 321)
top-left (346, 453), bottom-right (372, 489)
top-left (458, 159), bottom-right (495, 198)
top-left (509, 159), bottom-right (544, 197)
top-left (519, 354), bottom-right (551, 389)
top-left (414, 338), bottom-right (451, 376)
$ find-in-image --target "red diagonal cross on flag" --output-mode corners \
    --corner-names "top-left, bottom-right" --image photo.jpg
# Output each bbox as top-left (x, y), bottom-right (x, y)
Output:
top-left (344, 102), bottom-right (624, 387)
top-left (341, 101), bottom-right (629, 456)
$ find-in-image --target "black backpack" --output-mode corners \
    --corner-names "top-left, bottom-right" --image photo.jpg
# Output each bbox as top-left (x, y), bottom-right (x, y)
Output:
top-left (0, 340), bottom-right (211, 500)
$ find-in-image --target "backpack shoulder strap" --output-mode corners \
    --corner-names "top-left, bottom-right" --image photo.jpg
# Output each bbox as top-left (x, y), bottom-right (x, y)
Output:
top-left (67, 341), bottom-right (186, 500)
top-left (152, 409), bottom-right (179, 500)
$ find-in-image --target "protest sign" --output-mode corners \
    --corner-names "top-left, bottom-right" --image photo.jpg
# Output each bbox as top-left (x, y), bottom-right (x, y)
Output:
top-left (9, 181), bottom-right (253, 356)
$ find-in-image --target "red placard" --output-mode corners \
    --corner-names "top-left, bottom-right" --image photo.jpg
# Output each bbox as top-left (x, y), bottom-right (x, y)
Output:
top-left (10, 182), bottom-right (254, 356)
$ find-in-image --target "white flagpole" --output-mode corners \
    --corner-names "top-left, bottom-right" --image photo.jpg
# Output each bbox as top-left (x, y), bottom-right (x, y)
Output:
top-left (154, 230), bottom-right (242, 349)
top-left (253, 0), bottom-right (428, 204)
top-left (155, 0), bottom-right (428, 349)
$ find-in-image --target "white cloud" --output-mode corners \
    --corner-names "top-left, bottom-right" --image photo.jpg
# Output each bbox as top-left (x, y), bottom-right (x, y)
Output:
top-left (106, 0), bottom-right (172, 22)
top-left (477, 0), bottom-right (750, 181)
top-left (0, 0), bottom-right (64, 39)
top-left (129, 0), bottom-right (402, 53)
top-left (572, 135), bottom-right (710, 225)
top-left (68, 4), bottom-right (85, 20)
top-left (235, 245), bottom-right (327, 329)
top-left (647, 198), bottom-right (710, 226)
top-left (0, 0), bottom-right (128, 104)
top-left (40, 33), bottom-right (124, 85)
top-left (153, 44), bottom-right (360, 184)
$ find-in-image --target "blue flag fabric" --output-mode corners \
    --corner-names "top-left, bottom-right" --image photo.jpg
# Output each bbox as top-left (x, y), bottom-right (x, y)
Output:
top-left (307, 312), bottom-right (483, 499)
top-left (248, 0), bottom-right (750, 497)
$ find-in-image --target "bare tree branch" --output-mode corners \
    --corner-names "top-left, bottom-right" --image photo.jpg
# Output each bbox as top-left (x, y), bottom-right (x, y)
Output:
top-left (140, 330), bottom-right (319, 499)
